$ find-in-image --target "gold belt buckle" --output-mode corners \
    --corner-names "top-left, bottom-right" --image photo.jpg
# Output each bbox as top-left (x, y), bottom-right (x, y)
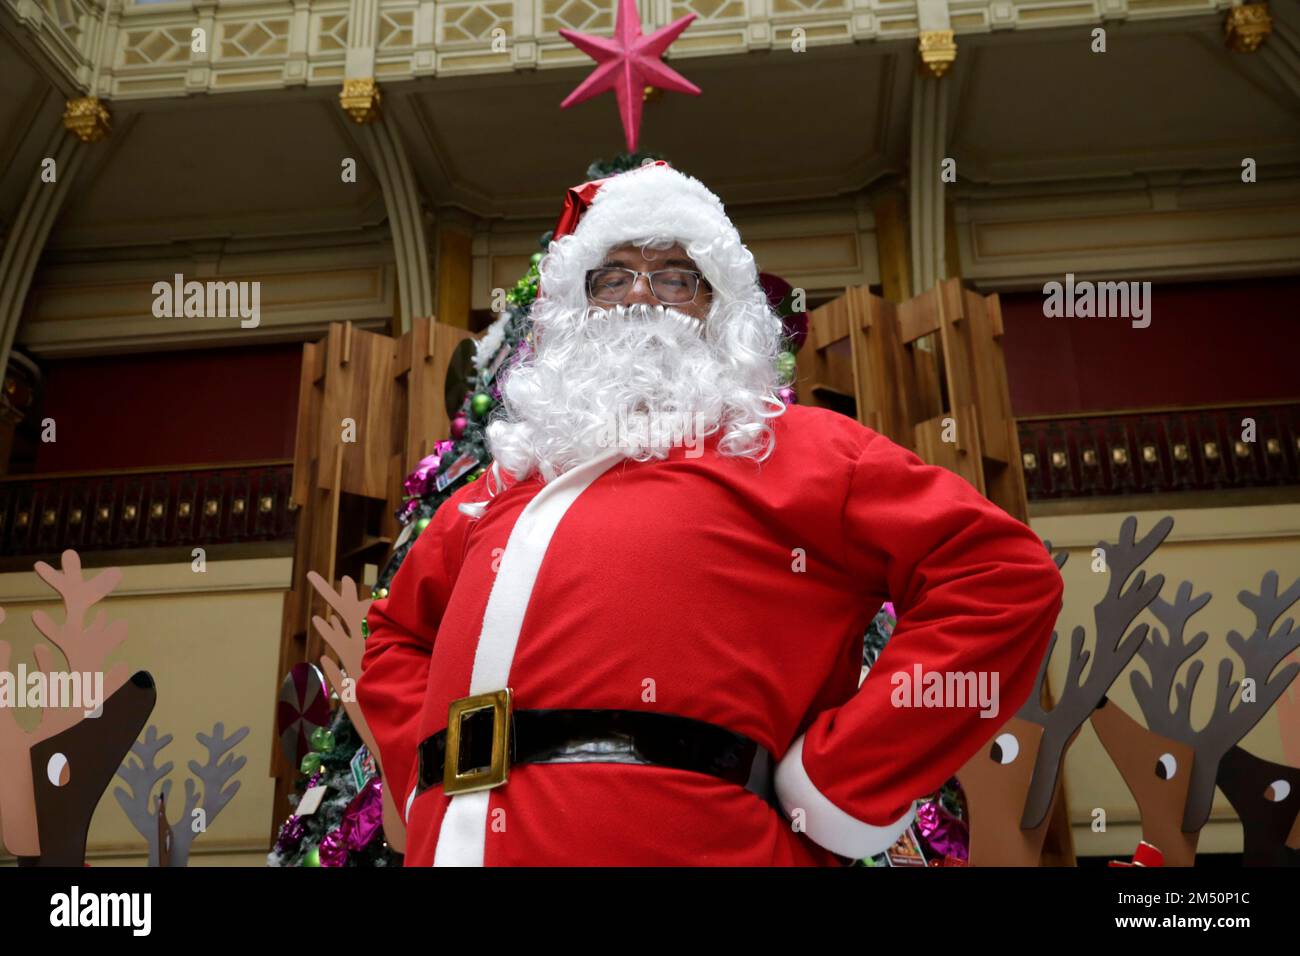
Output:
top-left (444, 688), bottom-right (512, 795)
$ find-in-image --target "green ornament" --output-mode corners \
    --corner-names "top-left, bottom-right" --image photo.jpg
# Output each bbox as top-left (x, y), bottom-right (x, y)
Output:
top-left (416, 516), bottom-right (431, 533)
top-left (300, 752), bottom-right (322, 775)
top-left (361, 618), bottom-right (369, 639)
top-left (530, 252), bottom-right (543, 265)
top-left (776, 351), bottom-right (797, 381)
top-left (310, 727), bottom-right (335, 752)
top-left (303, 847), bottom-right (320, 867)
top-left (471, 392), bottom-right (493, 417)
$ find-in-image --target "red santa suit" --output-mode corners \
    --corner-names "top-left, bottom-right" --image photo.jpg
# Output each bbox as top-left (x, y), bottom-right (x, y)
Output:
top-left (357, 402), bottom-right (1064, 866)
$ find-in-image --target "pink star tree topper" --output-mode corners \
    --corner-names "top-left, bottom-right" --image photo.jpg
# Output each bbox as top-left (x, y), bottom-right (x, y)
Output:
top-left (559, 0), bottom-right (702, 152)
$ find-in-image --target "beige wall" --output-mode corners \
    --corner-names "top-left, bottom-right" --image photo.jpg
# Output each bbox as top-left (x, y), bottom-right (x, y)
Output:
top-left (1032, 503), bottom-right (1300, 858)
top-left (0, 555), bottom-right (289, 866)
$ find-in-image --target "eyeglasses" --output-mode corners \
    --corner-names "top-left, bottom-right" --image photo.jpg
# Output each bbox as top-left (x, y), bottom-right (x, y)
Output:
top-left (585, 267), bottom-right (709, 305)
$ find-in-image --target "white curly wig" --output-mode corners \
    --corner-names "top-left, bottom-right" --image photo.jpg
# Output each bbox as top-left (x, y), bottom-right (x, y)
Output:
top-left (485, 162), bottom-right (787, 484)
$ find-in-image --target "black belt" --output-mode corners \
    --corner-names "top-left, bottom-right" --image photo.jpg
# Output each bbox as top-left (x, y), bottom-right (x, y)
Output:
top-left (417, 693), bottom-right (777, 812)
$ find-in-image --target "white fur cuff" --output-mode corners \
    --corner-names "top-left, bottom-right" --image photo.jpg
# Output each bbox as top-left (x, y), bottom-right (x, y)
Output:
top-left (773, 733), bottom-right (917, 859)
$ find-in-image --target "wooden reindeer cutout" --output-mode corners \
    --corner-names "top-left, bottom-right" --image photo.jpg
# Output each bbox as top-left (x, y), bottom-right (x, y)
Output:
top-left (306, 570), bottom-right (405, 853)
top-left (1217, 745), bottom-right (1300, 866)
top-left (959, 515), bottom-right (1170, 865)
top-left (113, 722), bottom-right (248, 866)
top-left (26, 673), bottom-right (156, 866)
top-left (0, 550), bottom-right (155, 865)
top-left (1093, 571), bottom-right (1300, 865)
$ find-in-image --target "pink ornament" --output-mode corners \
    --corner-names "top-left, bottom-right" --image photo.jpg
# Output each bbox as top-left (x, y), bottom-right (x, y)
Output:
top-left (915, 797), bottom-right (969, 862)
top-left (558, 0), bottom-right (701, 152)
top-left (450, 414), bottom-right (468, 440)
top-left (317, 827), bottom-right (348, 866)
top-left (403, 451), bottom-right (443, 498)
top-left (778, 386), bottom-right (797, 406)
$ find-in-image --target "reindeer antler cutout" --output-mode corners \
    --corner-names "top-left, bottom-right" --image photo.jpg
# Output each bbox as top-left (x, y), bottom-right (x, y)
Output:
top-left (114, 722), bottom-right (248, 866)
top-left (1017, 516), bottom-right (1172, 828)
top-left (1279, 651), bottom-right (1300, 769)
top-left (113, 725), bottom-right (177, 866)
top-left (0, 550), bottom-right (134, 858)
top-left (307, 570), bottom-right (369, 680)
top-left (1178, 573), bottom-right (1300, 832)
top-left (306, 570), bottom-right (405, 852)
top-left (1131, 580), bottom-right (1213, 743)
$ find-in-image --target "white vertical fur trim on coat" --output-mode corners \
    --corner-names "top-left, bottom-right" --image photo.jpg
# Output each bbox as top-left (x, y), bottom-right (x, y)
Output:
top-left (432, 449), bottom-right (625, 866)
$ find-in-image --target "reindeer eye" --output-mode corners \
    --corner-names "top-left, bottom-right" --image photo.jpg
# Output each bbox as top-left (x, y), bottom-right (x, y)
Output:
top-left (990, 733), bottom-right (1020, 765)
top-left (47, 752), bottom-right (70, 787)
top-left (1266, 779), bottom-right (1291, 802)
top-left (1155, 753), bottom-right (1178, 780)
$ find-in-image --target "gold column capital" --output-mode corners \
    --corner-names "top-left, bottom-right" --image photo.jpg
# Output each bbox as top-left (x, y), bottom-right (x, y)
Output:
top-left (63, 96), bottom-right (111, 143)
top-left (1225, 3), bottom-right (1271, 53)
top-left (918, 30), bottom-right (956, 79)
top-left (340, 78), bottom-right (382, 124)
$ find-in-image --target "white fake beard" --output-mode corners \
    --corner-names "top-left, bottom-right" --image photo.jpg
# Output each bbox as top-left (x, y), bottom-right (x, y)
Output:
top-left (486, 302), bottom-right (733, 481)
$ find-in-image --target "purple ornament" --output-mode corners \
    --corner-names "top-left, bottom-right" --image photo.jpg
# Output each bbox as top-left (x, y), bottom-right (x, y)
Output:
top-left (318, 827), bottom-right (348, 867)
top-left (341, 779), bottom-right (384, 851)
top-left (778, 386), bottom-right (797, 406)
top-left (274, 815), bottom-right (305, 854)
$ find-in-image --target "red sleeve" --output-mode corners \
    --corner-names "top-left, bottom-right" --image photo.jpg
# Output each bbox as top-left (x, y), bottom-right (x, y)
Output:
top-left (358, 488), bottom-right (472, 822)
top-left (773, 428), bottom-right (1063, 858)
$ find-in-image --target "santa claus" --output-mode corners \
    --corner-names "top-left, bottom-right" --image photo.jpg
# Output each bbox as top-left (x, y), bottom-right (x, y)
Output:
top-left (358, 161), bottom-right (1065, 866)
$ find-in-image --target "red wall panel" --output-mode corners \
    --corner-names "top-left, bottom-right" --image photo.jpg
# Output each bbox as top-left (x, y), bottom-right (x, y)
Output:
top-left (33, 344), bottom-right (302, 473)
top-left (999, 276), bottom-right (1300, 417)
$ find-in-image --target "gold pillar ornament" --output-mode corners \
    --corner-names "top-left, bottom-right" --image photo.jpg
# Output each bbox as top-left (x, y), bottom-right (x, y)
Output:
top-left (62, 97), bottom-right (111, 143)
top-left (1225, 3), bottom-right (1271, 52)
top-left (918, 30), bottom-right (957, 78)
top-left (340, 78), bottom-right (382, 124)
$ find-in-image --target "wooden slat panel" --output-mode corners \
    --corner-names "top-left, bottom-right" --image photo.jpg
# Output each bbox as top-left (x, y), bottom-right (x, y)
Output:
top-left (913, 405), bottom-right (985, 496)
top-left (316, 325), bottom-right (398, 500)
top-left (403, 319), bottom-right (475, 478)
top-left (897, 287), bottom-right (941, 344)
top-left (290, 341), bottom-right (320, 509)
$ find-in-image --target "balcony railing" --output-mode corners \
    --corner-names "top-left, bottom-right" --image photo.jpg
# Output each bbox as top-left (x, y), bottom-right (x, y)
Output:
top-left (0, 460), bottom-right (295, 559)
top-left (1017, 402), bottom-right (1300, 502)
top-left (2, 402), bottom-right (1296, 560)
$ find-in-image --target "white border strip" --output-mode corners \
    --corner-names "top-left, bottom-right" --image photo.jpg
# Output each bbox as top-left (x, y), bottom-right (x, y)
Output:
top-left (773, 733), bottom-right (916, 859)
top-left (433, 451), bottom-right (624, 867)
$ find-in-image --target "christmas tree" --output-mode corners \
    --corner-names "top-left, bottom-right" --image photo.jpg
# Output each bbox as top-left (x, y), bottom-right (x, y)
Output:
top-left (858, 603), bottom-right (971, 867)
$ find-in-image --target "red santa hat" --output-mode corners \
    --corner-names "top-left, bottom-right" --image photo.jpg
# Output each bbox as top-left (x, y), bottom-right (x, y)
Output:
top-left (538, 160), bottom-right (762, 314)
